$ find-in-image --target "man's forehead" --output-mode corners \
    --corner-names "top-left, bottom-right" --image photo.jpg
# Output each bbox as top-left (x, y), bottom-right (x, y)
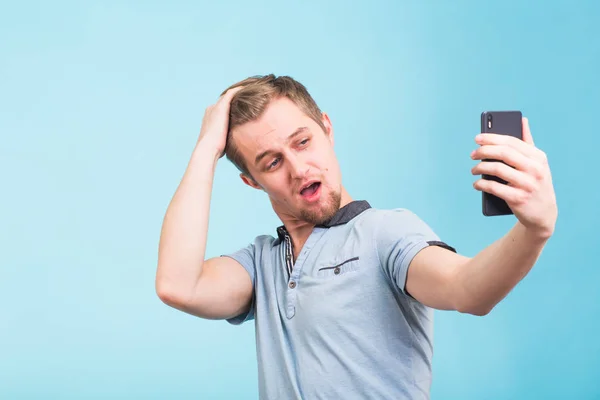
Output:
top-left (235, 100), bottom-right (309, 149)
top-left (234, 121), bottom-right (278, 153)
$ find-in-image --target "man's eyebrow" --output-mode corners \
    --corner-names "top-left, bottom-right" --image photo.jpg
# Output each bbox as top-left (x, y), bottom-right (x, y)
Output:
top-left (254, 127), bottom-right (308, 165)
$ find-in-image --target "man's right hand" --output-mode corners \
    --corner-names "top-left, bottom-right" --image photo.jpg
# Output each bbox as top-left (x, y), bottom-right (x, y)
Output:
top-left (197, 87), bottom-right (244, 158)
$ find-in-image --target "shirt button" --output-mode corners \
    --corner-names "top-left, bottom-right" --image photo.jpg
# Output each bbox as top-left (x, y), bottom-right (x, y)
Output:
top-left (334, 267), bottom-right (341, 275)
top-left (289, 281), bottom-right (296, 289)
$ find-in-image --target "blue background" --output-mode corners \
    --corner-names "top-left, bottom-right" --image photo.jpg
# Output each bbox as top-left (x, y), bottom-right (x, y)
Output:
top-left (2, 0), bottom-right (598, 398)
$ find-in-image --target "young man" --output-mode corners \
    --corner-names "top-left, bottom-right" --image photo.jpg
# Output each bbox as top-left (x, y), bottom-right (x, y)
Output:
top-left (156, 75), bottom-right (557, 399)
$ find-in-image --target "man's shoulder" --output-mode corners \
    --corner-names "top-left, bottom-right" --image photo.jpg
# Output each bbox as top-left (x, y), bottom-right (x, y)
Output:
top-left (246, 233), bottom-right (280, 248)
top-left (239, 233), bottom-right (287, 258)
top-left (223, 233), bottom-right (279, 264)
top-left (366, 206), bottom-right (417, 216)
top-left (356, 206), bottom-right (422, 226)
top-left (353, 206), bottom-right (438, 242)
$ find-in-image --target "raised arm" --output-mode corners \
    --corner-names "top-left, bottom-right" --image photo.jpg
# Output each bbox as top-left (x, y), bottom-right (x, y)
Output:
top-left (155, 87), bottom-right (252, 320)
top-left (406, 117), bottom-right (557, 315)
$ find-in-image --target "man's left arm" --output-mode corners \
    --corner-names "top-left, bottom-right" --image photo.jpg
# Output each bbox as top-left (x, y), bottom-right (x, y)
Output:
top-left (407, 117), bottom-right (558, 316)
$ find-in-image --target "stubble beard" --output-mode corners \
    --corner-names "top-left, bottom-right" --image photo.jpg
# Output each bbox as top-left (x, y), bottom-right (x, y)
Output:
top-left (299, 185), bottom-right (342, 226)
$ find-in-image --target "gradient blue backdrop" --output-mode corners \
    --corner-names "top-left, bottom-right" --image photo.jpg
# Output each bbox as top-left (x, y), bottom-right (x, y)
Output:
top-left (2, 1), bottom-right (598, 398)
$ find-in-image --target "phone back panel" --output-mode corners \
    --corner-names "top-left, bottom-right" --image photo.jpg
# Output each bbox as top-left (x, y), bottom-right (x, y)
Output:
top-left (480, 111), bottom-right (523, 216)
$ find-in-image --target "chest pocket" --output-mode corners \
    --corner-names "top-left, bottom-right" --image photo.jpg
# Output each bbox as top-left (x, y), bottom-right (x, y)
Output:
top-left (316, 256), bottom-right (360, 278)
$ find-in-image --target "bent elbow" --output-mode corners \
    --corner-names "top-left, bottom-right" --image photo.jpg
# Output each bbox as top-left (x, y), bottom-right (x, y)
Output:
top-left (156, 282), bottom-right (176, 306)
top-left (456, 300), bottom-right (494, 317)
top-left (467, 306), bottom-right (493, 317)
top-left (155, 279), bottom-right (188, 309)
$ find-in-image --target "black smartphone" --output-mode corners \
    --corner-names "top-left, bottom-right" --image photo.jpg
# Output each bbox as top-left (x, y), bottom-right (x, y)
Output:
top-left (480, 110), bottom-right (523, 216)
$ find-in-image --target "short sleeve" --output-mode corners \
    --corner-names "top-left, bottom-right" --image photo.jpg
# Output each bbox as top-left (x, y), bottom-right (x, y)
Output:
top-left (221, 242), bottom-right (256, 325)
top-left (374, 209), bottom-right (456, 296)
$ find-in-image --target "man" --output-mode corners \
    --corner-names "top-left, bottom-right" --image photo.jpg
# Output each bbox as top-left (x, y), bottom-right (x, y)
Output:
top-left (155, 75), bottom-right (557, 399)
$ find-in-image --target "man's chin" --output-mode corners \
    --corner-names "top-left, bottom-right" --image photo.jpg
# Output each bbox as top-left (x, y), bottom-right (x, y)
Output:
top-left (299, 192), bottom-right (341, 225)
top-left (300, 210), bottom-right (332, 226)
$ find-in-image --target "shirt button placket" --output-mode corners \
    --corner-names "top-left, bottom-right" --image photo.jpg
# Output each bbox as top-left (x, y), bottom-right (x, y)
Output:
top-left (285, 234), bottom-right (297, 319)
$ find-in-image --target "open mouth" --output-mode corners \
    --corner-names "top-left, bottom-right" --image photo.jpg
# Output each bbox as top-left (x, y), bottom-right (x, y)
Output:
top-left (300, 181), bottom-right (321, 198)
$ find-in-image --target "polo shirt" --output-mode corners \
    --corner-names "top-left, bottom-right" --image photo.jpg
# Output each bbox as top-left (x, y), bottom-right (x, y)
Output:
top-left (223, 200), bottom-right (455, 399)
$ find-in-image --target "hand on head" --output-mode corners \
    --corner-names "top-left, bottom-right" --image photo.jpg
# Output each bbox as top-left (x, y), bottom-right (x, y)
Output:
top-left (197, 86), bottom-right (244, 158)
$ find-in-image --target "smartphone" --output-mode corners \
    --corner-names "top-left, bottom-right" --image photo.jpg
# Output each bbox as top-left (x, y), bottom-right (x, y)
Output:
top-left (480, 110), bottom-right (523, 216)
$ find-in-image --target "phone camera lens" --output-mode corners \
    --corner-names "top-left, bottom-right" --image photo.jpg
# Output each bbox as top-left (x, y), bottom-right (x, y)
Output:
top-left (487, 114), bottom-right (492, 121)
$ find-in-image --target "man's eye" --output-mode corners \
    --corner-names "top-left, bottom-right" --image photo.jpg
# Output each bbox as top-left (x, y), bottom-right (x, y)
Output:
top-left (268, 158), bottom-right (280, 169)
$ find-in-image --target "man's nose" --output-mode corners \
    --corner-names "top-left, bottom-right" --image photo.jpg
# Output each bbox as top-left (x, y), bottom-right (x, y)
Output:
top-left (288, 154), bottom-right (309, 180)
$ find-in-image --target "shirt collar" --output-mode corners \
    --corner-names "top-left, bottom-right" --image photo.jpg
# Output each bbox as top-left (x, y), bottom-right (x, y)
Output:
top-left (276, 200), bottom-right (371, 240)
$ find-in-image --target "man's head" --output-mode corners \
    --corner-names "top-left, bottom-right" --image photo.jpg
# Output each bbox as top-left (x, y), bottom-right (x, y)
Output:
top-left (222, 74), bottom-right (346, 225)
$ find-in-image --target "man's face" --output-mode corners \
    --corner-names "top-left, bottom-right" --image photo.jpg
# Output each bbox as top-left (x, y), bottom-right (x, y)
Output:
top-left (233, 97), bottom-right (342, 225)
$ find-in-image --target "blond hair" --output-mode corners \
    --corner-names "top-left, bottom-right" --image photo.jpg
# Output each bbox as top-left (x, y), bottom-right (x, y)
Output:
top-left (221, 74), bottom-right (326, 179)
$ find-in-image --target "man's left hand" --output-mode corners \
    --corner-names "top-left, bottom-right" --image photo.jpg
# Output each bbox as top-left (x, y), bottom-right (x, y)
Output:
top-left (471, 117), bottom-right (558, 239)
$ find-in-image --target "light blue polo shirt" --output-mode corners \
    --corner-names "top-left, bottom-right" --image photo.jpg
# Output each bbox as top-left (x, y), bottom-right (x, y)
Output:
top-left (223, 200), bottom-right (455, 399)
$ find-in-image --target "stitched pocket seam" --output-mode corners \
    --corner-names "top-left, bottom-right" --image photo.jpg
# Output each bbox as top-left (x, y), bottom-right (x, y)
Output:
top-left (318, 256), bottom-right (359, 271)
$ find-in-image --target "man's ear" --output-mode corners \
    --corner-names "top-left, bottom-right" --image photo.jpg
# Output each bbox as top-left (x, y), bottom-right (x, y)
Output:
top-left (240, 173), bottom-right (263, 190)
top-left (322, 112), bottom-right (334, 146)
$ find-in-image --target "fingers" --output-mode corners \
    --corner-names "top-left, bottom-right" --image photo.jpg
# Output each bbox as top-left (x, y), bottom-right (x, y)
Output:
top-left (471, 117), bottom-right (553, 211)
top-left (475, 133), bottom-right (539, 161)
top-left (471, 144), bottom-right (544, 178)
top-left (224, 85), bottom-right (244, 99)
top-left (473, 178), bottom-right (529, 206)
top-left (216, 86), bottom-right (244, 106)
top-left (522, 117), bottom-right (534, 145)
top-left (204, 86), bottom-right (244, 116)
top-left (475, 120), bottom-right (546, 163)
top-left (472, 143), bottom-right (547, 181)
top-left (472, 161), bottom-right (538, 192)
top-left (206, 87), bottom-right (243, 118)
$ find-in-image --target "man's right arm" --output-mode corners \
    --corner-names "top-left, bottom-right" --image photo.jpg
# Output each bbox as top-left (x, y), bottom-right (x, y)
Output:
top-left (155, 88), bottom-right (252, 320)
